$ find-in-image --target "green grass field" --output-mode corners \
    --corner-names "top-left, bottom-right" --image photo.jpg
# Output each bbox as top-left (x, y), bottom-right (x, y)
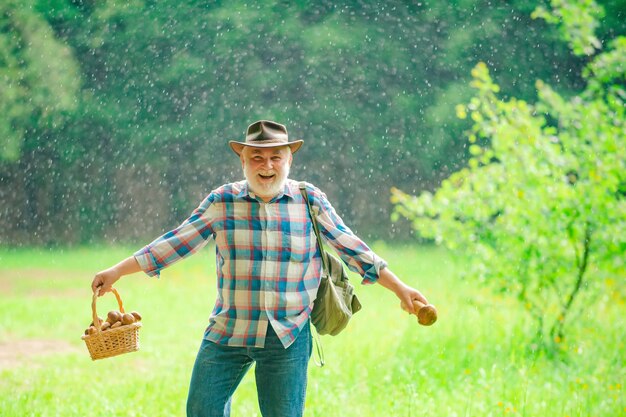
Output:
top-left (0, 244), bottom-right (623, 417)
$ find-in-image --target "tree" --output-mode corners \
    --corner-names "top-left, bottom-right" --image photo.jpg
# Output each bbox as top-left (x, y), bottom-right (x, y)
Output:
top-left (392, 0), bottom-right (626, 352)
top-left (0, 0), bottom-right (80, 161)
top-left (1, 0), bottom-right (623, 245)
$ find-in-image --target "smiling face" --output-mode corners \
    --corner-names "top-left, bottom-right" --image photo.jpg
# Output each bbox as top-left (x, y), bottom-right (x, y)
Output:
top-left (240, 146), bottom-right (293, 202)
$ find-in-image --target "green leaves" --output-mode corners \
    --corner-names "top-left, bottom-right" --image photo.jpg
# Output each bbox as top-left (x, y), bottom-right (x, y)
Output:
top-left (532, 0), bottom-right (604, 56)
top-left (393, 1), bottom-right (626, 352)
top-left (0, 0), bottom-right (80, 162)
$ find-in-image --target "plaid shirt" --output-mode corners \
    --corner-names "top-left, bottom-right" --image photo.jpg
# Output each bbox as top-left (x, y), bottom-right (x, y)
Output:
top-left (134, 179), bottom-right (387, 348)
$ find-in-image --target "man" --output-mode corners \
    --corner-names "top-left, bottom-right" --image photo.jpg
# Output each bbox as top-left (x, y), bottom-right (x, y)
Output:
top-left (91, 120), bottom-right (430, 417)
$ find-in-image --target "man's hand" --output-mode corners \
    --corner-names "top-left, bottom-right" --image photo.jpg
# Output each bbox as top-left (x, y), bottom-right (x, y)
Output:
top-left (376, 267), bottom-right (429, 314)
top-left (91, 256), bottom-right (142, 296)
top-left (91, 267), bottom-right (122, 296)
top-left (397, 285), bottom-right (429, 315)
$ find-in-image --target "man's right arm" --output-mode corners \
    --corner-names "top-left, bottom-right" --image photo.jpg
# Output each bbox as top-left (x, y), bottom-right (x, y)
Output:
top-left (91, 256), bottom-right (142, 296)
top-left (90, 190), bottom-right (219, 295)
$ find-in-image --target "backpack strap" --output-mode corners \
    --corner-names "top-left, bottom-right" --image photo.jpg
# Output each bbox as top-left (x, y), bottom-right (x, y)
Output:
top-left (299, 182), bottom-right (329, 272)
top-left (298, 181), bottom-right (326, 367)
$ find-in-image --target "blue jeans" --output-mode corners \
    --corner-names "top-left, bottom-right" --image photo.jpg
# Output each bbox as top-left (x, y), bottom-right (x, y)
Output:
top-left (186, 323), bottom-right (312, 417)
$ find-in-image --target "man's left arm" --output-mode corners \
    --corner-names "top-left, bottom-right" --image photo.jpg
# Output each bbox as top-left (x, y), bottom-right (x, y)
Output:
top-left (310, 185), bottom-right (428, 313)
top-left (376, 267), bottom-right (428, 314)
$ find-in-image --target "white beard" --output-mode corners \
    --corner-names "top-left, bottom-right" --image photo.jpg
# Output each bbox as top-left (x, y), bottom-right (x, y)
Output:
top-left (244, 163), bottom-right (290, 199)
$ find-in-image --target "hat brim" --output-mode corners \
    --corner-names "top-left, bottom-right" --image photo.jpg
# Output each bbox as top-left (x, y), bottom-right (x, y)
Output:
top-left (229, 140), bottom-right (303, 156)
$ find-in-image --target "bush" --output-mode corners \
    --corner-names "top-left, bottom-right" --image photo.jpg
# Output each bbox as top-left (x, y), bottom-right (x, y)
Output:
top-left (392, 0), bottom-right (626, 352)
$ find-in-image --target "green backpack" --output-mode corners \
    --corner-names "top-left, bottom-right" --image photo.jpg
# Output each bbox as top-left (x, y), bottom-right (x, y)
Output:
top-left (299, 183), bottom-right (362, 337)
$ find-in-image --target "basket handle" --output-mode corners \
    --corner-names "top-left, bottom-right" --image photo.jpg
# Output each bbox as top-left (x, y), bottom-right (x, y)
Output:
top-left (91, 286), bottom-right (125, 334)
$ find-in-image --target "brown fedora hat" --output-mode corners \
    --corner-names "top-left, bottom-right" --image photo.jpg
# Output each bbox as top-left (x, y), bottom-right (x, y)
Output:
top-left (229, 120), bottom-right (304, 156)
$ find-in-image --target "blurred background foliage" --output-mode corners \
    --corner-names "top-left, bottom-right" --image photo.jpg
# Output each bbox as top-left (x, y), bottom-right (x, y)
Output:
top-left (1, 0), bottom-right (625, 246)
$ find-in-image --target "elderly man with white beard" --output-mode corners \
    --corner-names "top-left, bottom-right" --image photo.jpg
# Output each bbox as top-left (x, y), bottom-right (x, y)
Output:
top-left (91, 120), bottom-right (429, 417)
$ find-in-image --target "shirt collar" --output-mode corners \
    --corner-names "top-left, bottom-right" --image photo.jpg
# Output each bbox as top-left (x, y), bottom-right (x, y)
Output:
top-left (236, 180), bottom-right (295, 202)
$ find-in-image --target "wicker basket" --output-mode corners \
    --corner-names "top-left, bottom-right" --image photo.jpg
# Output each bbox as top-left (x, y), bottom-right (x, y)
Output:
top-left (81, 287), bottom-right (142, 360)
